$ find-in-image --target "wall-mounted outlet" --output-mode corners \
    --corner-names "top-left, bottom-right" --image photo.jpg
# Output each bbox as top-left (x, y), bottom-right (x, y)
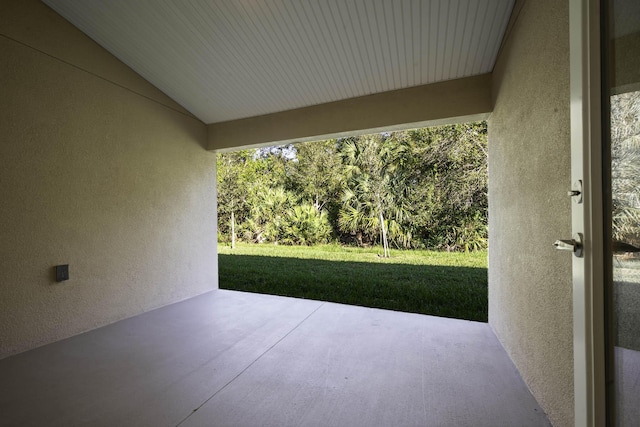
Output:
top-left (55, 265), bottom-right (69, 282)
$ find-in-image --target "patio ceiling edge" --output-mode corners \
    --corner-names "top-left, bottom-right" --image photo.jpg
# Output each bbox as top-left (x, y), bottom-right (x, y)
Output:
top-left (207, 73), bottom-right (492, 152)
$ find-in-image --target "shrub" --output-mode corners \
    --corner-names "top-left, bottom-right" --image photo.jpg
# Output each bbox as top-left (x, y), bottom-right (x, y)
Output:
top-left (281, 204), bottom-right (332, 245)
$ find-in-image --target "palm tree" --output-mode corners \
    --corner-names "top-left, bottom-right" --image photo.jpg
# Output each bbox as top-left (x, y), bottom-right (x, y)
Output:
top-left (244, 187), bottom-right (295, 244)
top-left (338, 134), bottom-right (409, 257)
top-left (611, 91), bottom-right (640, 247)
top-left (283, 204), bottom-right (332, 245)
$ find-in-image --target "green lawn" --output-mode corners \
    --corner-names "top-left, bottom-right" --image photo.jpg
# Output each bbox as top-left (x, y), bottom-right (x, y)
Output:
top-left (218, 243), bottom-right (488, 322)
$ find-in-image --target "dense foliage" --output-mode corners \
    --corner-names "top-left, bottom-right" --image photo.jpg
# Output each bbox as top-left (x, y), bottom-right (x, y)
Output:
top-left (611, 91), bottom-right (640, 248)
top-left (217, 122), bottom-right (488, 252)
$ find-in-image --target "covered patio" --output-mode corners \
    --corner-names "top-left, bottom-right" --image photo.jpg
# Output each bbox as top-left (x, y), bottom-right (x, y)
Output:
top-left (1, 0), bottom-right (589, 425)
top-left (0, 290), bottom-right (548, 426)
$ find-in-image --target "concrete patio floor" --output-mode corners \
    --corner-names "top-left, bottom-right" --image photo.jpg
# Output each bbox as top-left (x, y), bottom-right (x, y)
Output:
top-left (0, 290), bottom-right (550, 426)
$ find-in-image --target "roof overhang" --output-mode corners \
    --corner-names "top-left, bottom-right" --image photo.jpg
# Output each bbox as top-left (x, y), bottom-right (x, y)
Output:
top-left (208, 73), bottom-right (491, 151)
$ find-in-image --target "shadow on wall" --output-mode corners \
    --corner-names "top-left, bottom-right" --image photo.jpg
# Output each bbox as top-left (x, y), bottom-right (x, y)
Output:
top-left (218, 254), bottom-right (488, 322)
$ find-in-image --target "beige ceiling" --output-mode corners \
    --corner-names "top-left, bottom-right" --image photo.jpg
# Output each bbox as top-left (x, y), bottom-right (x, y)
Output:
top-left (43, 0), bottom-right (515, 125)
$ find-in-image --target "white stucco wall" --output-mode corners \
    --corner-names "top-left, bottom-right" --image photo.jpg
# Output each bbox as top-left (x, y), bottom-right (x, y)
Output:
top-left (488, 1), bottom-right (574, 425)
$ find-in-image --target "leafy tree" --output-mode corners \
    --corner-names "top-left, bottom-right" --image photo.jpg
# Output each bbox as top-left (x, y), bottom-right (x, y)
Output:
top-left (400, 123), bottom-right (488, 251)
top-left (286, 140), bottom-right (344, 212)
top-left (254, 145), bottom-right (293, 189)
top-left (217, 151), bottom-right (254, 248)
top-left (216, 122), bottom-right (489, 252)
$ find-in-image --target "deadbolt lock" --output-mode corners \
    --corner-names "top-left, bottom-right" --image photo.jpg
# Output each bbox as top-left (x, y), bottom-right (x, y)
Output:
top-left (568, 180), bottom-right (583, 204)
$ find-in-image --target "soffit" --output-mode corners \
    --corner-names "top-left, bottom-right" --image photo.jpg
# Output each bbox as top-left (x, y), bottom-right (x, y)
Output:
top-left (43, 0), bottom-right (514, 124)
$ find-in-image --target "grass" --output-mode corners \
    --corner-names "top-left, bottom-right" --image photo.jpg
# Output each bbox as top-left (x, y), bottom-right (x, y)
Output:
top-left (218, 243), bottom-right (488, 322)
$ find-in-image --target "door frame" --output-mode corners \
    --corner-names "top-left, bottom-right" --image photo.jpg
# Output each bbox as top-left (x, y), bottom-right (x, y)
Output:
top-left (569, 0), bottom-right (607, 425)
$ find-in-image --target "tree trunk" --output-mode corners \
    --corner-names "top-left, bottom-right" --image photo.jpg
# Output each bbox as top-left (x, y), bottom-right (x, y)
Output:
top-left (379, 211), bottom-right (389, 257)
top-left (231, 211), bottom-right (236, 249)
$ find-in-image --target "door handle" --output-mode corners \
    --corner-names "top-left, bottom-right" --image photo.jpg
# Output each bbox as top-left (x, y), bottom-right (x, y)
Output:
top-left (554, 233), bottom-right (583, 257)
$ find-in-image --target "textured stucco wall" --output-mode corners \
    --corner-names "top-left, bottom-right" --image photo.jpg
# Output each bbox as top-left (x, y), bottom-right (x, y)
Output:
top-left (488, 1), bottom-right (574, 426)
top-left (0, 0), bottom-right (218, 359)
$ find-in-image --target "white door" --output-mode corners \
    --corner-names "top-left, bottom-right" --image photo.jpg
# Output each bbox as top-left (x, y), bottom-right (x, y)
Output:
top-left (570, 0), bottom-right (640, 425)
top-left (569, 0), bottom-right (606, 425)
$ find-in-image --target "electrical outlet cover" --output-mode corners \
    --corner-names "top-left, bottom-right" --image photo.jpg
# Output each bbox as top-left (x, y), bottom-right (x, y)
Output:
top-left (55, 265), bottom-right (69, 282)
